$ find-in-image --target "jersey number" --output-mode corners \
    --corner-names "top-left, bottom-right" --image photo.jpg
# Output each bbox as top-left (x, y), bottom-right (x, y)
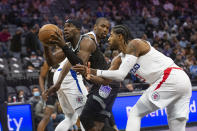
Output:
top-left (131, 63), bottom-right (140, 74)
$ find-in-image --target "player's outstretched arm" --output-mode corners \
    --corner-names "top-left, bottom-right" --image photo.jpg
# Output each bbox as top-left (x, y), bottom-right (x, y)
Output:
top-left (39, 61), bottom-right (50, 101)
top-left (95, 40), bottom-right (142, 81)
top-left (96, 40), bottom-right (141, 81)
top-left (73, 55), bottom-right (122, 85)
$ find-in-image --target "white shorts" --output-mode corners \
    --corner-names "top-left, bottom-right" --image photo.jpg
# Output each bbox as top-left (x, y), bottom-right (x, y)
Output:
top-left (140, 68), bottom-right (192, 120)
top-left (57, 80), bottom-right (88, 115)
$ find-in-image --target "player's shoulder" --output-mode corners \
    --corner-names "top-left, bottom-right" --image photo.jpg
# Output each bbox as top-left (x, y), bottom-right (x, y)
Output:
top-left (130, 38), bottom-right (151, 46)
top-left (80, 36), bottom-right (96, 52)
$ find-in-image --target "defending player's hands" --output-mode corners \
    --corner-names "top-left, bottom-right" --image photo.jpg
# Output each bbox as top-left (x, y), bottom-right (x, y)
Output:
top-left (72, 64), bottom-right (88, 76)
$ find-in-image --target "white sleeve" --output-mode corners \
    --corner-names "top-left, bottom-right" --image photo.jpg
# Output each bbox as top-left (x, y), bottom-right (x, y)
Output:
top-left (97, 54), bottom-right (137, 81)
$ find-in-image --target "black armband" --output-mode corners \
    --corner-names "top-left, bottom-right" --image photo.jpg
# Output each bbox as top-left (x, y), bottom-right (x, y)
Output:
top-left (61, 45), bottom-right (83, 65)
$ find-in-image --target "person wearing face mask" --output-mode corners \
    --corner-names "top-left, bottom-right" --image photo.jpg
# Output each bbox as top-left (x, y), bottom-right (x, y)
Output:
top-left (28, 87), bottom-right (42, 128)
top-left (28, 87), bottom-right (41, 111)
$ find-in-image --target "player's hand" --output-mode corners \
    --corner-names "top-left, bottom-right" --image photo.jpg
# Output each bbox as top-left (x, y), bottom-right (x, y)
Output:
top-left (49, 31), bottom-right (66, 47)
top-left (72, 64), bottom-right (88, 76)
top-left (42, 92), bottom-right (48, 101)
top-left (89, 74), bottom-right (101, 81)
top-left (46, 83), bottom-right (61, 96)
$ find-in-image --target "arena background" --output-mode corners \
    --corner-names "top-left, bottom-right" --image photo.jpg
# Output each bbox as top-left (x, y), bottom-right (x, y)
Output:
top-left (0, 0), bottom-right (197, 130)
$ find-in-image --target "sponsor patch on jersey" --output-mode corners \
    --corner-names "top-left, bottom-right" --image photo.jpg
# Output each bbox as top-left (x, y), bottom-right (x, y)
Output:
top-left (151, 92), bottom-right (160, 101)
top-left (99, 85), bottom-right (112, 98)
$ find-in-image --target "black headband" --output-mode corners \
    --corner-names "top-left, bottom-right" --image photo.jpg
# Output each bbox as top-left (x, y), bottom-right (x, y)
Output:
top-left (65, 19), bottom-right (82, 29)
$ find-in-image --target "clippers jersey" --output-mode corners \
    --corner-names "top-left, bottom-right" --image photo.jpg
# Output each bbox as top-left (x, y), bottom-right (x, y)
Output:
top-left (53, 58), bottom-right (84, 88)
top-left (120, 39), bottom-right (176, 84)
top-left (53, 35), bottom-right (84, 90)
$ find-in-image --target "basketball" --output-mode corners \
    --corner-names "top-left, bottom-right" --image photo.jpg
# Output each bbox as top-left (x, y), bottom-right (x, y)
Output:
top-left (38, 24), bottom-right (62, 46)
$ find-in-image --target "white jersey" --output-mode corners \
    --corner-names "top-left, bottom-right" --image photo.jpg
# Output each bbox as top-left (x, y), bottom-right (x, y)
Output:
top-left (120, 39), bottom-right (176, 84)
top-left (53, 58), bottom-right (84, 89)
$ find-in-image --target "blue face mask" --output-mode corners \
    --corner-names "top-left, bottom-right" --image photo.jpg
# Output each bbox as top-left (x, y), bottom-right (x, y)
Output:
top-left (33, 92), bottom-right (40, 96)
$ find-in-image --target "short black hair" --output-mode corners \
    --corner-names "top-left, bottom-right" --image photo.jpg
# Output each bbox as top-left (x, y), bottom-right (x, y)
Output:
top-left (65, 19), bottom-right (82, 29)
top-left (112, 25), bottom-right (133, 44)
top-left (95, 17), bottom-right (109, 25)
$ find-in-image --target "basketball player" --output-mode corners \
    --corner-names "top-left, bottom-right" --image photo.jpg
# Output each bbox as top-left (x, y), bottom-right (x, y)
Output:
top-left (46, 18), bottom-right (119, 131)
top-left (37, 59), bottom-right (63, 131)
top-left (42, 20), bottom-right (88, 131)
top-left (73, 25), bottom-right (192, 131)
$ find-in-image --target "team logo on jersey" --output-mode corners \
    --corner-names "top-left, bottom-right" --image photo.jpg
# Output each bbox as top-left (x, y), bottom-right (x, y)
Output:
top-left (151, 92), bottom-right (160, 101)
top-left (76, 96), bottom-right (83, 103)
top-left (99, 85), bottom-right (112, 98)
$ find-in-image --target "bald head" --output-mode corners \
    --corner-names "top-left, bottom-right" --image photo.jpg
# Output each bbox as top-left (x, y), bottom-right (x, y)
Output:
top-left (95, 17), bottom-right (109, 25)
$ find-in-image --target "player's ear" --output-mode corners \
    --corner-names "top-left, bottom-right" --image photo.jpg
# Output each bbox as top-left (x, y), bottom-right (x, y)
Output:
top-left (118, 34), bottom-right (123, 40)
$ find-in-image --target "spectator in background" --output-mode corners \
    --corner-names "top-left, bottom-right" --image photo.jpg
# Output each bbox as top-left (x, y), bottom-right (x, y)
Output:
top-left (36, 101), bottom-right (65, 131)
top-left (0, 25), bottom-right (11, 57)
top-left (151, 0), bottom-right (160, 6)
top-left (123, 78), bottom-right (134, 92)
top-left (179, 36), bottom-right (188, 48)
top-left (126, 83), bottom-right (134, 92)
top-left (0, 69), bottom-right (8, 131)
top-left (141, 7), bottom-right (151, 19)
top-left (190, 61), bottom-right (197, 79)
top-left (17, 89), bottom-right (27, 103)
top-left (38, 0), bottom-right (50, 15)
top-left (0, 25), bottom-right (11, 42)
top-left (0, 0), bottom-right (11, 15)
top-left (163, 0), bottom-right (174, 12)
top-left (28, 87), bottom-right (41, 111)
top-left (28, 87), bottom-right (42, 128)
top-left (10, 27), bottom-right (23, 58)
top-left (162, 42), bottom-right (172, 57)
top-left (76, 7), bottom-right (88, 21)
top-left (25, 24), bottom-right (41, 56)
top-left (170, 48), bottom-right (178, 60)
top-left (174, 54), bottom-right (186, 68)
top-left (23, 52), bottom-right (43, 72)
top-left (8, 95), bottom-right (13, 103)
top-left (41, 15), bottom-right (51, 25)
top-left (96, 6), bottom-right (104, 17)
top-left (29, 52), bottom-right (43, 70)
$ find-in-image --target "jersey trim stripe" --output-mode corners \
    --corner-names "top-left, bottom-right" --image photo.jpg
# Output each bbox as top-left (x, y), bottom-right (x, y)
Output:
top-left (154, 67), bottom-right (183, 91)
top-left (70, 69), bottom-right (83, 93)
